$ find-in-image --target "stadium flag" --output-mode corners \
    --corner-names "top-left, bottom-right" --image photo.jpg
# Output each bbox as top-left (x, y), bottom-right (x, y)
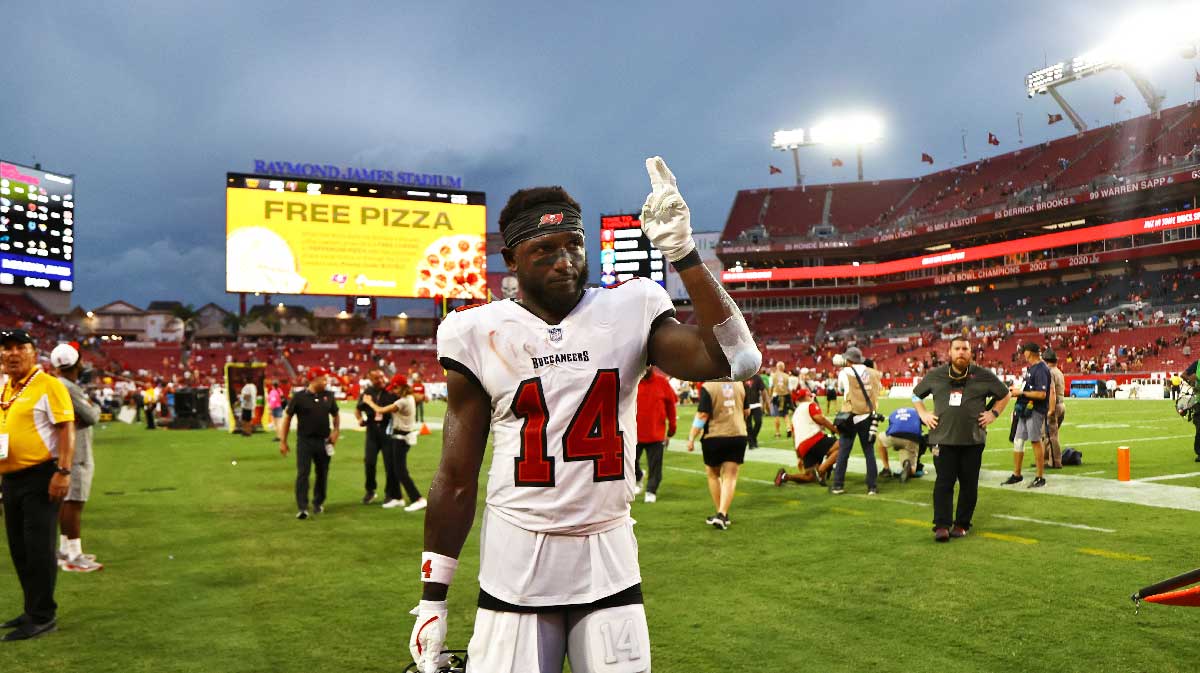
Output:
top-left (831, 158), bottom-right (844, 167)
top-left (987, 132), bottom-right (1000, 146)
top-left (1047, 113), bottom-right (1063, 125)
top-left (920, 152), bottom-right (934, 164)
top-left (1114, 93), bottom-right (1126, 105)
top-left (769, 165), bottom-right (783, 175)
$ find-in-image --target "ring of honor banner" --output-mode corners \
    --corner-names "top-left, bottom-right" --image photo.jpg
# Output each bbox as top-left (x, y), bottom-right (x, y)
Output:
top-left (224, 362), bottom-right (266, 434)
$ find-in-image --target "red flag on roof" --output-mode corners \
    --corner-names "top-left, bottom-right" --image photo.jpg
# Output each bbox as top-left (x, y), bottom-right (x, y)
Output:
top-left (769, 165), bottom-right (782, 175)
top-left (1047, 113), bottom-right (1063, 125)
top-left (831, 158), bottom-right (844, 167)
top-left (920, 152), bottom-right (934, 164)
top-left (1114, 93), bottom-right (1126, 105)
top-left (987, 132), bottom-right (1000, 146)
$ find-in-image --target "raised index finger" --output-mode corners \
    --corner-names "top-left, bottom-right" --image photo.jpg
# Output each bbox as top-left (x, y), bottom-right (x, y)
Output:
top-left (645, 156), bottom-right (677, 189)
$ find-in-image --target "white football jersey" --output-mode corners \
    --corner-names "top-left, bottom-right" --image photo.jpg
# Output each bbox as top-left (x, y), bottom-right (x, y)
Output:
top-left (437, 278), bottom-right (675, 535)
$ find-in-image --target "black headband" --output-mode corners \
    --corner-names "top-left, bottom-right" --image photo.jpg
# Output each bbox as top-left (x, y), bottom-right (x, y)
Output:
top-left (502, 203), bottom-right (584, 249)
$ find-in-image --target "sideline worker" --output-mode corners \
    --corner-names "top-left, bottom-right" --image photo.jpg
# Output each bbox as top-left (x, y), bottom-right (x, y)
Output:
top-left (913, 337), bottom-right (1010, 543)
top-left (280, 367), bottom-right (339, 520)
top-left (1, 329), bottom-right (76, 640)
top-left (51, 344), bottom-right (104, 573)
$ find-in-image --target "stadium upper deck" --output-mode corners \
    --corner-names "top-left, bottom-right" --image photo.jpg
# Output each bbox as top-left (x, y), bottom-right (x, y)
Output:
top-left (720, 101), bottom-right (1200, 266)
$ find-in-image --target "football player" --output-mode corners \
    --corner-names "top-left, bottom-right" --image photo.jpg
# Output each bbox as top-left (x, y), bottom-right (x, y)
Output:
top-left (409, 158), bottom-right (761, 673)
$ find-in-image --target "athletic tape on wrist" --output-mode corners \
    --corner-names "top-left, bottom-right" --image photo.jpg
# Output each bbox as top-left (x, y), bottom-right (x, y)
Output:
top-left (692, 416), bottom-right (707, 429)
top-left (420, 551), bottom-right (458, 585)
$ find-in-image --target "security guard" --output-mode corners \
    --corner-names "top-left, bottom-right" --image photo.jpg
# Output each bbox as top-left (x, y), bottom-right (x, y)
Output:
top-left (1, 329), bottom-right (76, 640)
top-left (279, 367), bottom-right (340, 519)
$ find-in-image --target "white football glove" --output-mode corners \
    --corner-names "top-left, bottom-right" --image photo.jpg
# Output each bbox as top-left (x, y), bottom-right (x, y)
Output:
top-left (409, 600), bottom-right (450, 673)
top-left (640, 156), bottom-right (696, 262)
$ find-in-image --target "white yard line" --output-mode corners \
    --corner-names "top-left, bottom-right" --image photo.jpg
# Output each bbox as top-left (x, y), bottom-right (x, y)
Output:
top-left (983, 433), bottom-right (1193, 452)
top-left (1134, 471), bottom-right (1200, 483)
top-left (1075, 470), bottom-right (1106, 476)
top-left (991, 514), bottom-right (1115, 533)
top-left (666, 442), bottom-right (1200, 512)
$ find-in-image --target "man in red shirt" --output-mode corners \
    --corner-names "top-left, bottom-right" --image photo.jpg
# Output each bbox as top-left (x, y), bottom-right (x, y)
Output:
top-left (775, 388), bottom-right (839, 486)
top-left (410, 371), bottom-right (426, 423)
top-left (635, 365), bottom-right (677, 503)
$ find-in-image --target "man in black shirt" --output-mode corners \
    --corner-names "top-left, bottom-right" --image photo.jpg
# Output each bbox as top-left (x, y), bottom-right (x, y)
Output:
top-left (913, 337), bottom-right (1011, 542)
top-left (280, 368), bottom-right (340, 519)
top-left (355, 369), bottom-right (397, 504)
top-left (1184, 359), bottom-right (1200, 462)
top-left (744, 370), bottom-right (765, 449)
top-left (1003, 343), bottom-right (1051, 488)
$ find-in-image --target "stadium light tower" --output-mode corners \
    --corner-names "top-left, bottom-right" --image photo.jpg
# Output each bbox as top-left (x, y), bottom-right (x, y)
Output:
top-left (1026, 9), bottom-right (1200, 130)
top-left (771, 115), bottom-right (883, 189)
top-left (771, 128), bottom-right (808, 188)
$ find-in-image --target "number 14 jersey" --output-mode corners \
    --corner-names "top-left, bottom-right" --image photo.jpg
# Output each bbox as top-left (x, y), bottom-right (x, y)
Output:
top-left (437, 278), bottom-right (675, 535)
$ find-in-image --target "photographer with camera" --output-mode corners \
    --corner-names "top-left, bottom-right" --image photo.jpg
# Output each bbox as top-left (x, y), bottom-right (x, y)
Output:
top-left (1003, 343), bottom-right (1051, 488)
top-left (829, 347), bottom-right (883, 496)
top-left (1183, 358), bottom-right (1200, 462)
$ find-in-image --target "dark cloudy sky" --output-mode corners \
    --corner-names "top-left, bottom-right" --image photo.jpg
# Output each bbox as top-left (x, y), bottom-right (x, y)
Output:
top-left (4, 1), bottom-right (1198, 315)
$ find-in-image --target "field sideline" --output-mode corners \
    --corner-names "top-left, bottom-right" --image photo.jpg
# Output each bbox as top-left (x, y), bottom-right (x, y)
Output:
top-left (1, 398), bottom-right (1197, 672)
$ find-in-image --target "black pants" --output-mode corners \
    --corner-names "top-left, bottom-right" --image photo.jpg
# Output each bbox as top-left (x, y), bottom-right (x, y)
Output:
top-left (1, 461), bottom-right (60, 624)
top-left (363, 424), bottom-right (387, 494)
top-left (295, 436), bottom-right (331, 511)
top-left (634, 441), bottom-right (665, 494)
top-left (747, 408), bottom-right (763, 448)
top-left (415, 401), bottom-right (424, 423)
top-left (932, 443), bottom-right (985, 530)
top-left (1193, 418), bottom-right (1200, 458)
top-left (388, 436), bottom-right (422, 502)
top-left (145, 407), bottom-right (155, 430)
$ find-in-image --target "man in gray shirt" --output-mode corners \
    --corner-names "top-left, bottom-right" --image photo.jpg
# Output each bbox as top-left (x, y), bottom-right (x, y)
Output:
top-left (50, 344), bottom-right (103, 572)
top-left (913, 337), bottom-right (1011, 543)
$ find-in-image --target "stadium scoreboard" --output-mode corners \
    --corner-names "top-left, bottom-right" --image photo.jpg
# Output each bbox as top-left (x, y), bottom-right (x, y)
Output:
top-left (225, 173), bottom-right (487, 299)
top-left (599, 214), bottom-right (664, 288)
top-left (0, 160), bottom-right (74, 292)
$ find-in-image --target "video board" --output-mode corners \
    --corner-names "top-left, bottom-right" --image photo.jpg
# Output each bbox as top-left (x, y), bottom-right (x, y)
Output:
top-left (0, 160), bottom-right (74, 292)
top-left (599, 213), bottom-right (664, 288)
top-left (226, 174), bottom-right (486, 299)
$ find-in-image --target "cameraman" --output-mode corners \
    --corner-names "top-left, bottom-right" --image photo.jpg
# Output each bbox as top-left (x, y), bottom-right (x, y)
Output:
top-left (830, 347), bottom-right (883, 496)
top-left (913, 337), bottom-right (1010, 542)
top-left (1003, 343), bottom-right (1051, 488)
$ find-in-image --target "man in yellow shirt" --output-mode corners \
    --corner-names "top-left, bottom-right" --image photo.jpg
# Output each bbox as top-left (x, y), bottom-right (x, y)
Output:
top-left (0, 329), bottom-right (76, 641)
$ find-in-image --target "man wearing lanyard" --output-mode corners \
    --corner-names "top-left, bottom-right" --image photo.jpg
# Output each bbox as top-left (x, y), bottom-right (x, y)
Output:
top-left (0, 329), bottom-right (77, 640)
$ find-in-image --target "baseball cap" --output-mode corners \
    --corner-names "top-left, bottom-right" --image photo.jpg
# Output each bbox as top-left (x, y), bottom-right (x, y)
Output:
top-left (843, 346), bottom-right (864, 364)
top-left (308, 366), bottom-right (330, 379)
top-left (1020, 342), bottom-right (1042, 354)
top-left (50, 343), bottom-right (80, 368)
top-left (0, 329), bottom-right (35, 346)
top-left (1042, 348), bottom-right (1057, 362)
top-left (388, 373), bottom-right (408, 390)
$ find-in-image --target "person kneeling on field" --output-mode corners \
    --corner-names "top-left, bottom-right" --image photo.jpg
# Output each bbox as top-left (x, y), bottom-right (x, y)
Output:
top-left (876, 406), bottom-right (925, 482)
top-left (775, 388), bottom-right (839, 486)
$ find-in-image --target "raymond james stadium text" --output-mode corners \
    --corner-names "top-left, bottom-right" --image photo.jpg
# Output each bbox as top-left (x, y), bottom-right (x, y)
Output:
top-left (252, 160), bottom-right (463, 188)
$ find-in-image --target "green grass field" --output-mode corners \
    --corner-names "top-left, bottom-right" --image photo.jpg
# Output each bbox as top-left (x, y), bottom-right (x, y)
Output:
top-left (2, 398), bottom-right (1198, 672)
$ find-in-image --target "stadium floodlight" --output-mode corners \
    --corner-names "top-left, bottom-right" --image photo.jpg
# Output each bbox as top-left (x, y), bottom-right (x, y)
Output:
top-left (771, 115), bottom-right (884, 187)
top-left (1026, 8), bottom-right (1200, 129)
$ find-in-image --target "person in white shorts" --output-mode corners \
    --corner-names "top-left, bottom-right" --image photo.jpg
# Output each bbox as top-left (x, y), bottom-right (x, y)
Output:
top-left (408, 158), bottom-right (762, 673)
top-left (50, 344), bottom-right (103, 573)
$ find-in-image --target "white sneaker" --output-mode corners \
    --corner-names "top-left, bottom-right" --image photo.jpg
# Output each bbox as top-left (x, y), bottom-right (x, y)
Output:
top-left (63, 555), bottom-right (104, 573)
top-left (404, 498), bottom-right (428, 512)
top-left (644, 493), bottom-right (657, 503)
top-left (633, 483), bottom-right (642, 496)
top-left (381, 499), bottom-right (405, 509)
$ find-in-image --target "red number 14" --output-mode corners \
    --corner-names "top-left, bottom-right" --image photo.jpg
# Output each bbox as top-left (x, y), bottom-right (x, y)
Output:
top-left (512, 369), bottom-right (624, 486)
